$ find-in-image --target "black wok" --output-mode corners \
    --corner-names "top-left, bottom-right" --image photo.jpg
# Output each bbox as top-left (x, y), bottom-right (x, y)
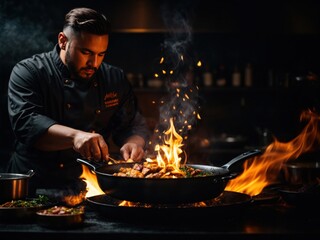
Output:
top-left (77, 149), bottom-right (261, 204)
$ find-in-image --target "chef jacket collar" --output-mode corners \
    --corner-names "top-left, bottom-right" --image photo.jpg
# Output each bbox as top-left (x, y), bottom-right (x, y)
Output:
top-left (53, 44), bottom-right (71, 79)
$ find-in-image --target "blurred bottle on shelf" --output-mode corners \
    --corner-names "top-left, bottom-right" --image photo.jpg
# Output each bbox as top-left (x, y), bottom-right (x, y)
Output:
top-left (137, 73), bottom-right (145, 88)
top-left (244, 63), bottom-right (253, 87)
top-left (232, 65), bottom-right (241, 87)
top-left (202, 63), bottom-right (213, 87)
top-left (147, 77), bottom-right (163, 88)
top-left (216, 64), bottom-right (227, 87)
top-left (126, 72), bottom-right (136, 87)
top-left (126, 73), bottom-right (146, 88)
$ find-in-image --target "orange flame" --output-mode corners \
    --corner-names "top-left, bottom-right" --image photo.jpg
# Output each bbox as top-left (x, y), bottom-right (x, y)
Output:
top-left (146, 117), bottom-right (186, 175)
top-left (63, 191), bottom-right (87, 206)
top-left (79, 165), bottom-right (104, 198)
top-left (226, 109), bottom-right (320, 196)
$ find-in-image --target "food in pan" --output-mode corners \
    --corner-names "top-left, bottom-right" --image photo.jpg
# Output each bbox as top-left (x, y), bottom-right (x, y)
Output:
top-left (113, 162), bottom-right (213, 178)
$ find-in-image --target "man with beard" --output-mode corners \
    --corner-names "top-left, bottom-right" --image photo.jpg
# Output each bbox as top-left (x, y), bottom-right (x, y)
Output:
top-left (6, 7), bottom-right (150, 193)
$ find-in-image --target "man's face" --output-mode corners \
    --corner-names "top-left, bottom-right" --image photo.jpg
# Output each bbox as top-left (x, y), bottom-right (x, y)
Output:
top-left (65, 32), bottom-right (109, 81)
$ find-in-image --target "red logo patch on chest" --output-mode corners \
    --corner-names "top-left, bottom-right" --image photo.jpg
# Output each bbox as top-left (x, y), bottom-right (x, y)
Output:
top-left (104, 92), bottom-right (119, 108)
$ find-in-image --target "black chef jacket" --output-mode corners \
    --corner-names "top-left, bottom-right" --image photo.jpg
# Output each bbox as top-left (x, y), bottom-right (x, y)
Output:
top-left (7, 44), bottom-right (150, 191)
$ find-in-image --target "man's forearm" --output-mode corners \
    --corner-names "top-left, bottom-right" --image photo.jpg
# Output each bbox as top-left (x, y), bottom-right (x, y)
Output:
top-left (33, 124), bottom-right (78, 151)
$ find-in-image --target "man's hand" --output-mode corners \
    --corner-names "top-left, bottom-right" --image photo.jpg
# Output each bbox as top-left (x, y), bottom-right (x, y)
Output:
top-left (73, 131), bottom-right (109, 162)
top-left (120, 142), bottom-right (145, 161)
top-left (120, 135), bottom-right (146, 161)
top-left (34, 124), bottom-right (109, 162)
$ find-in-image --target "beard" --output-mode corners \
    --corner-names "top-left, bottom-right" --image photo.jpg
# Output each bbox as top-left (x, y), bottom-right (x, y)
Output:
top-left (65, 48), bottom-right (97, 81)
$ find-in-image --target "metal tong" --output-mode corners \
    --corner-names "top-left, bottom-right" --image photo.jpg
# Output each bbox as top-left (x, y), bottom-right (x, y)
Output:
top-left (106, 155), bottom-right (134, 164)
top-left (107, 155), bottom-right (122, 164)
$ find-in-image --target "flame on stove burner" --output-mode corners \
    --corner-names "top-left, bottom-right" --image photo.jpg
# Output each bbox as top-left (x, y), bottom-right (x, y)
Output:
top-left (118, 200), bottom-right (208, 208)
top-left (226, 109), bottom-right (320, 196)
top-left (63, 191), bottom-right (87, 206)
top-left (79, 165), bottom-right (104, 198)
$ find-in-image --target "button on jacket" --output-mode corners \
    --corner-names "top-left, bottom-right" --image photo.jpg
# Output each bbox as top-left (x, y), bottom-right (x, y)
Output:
top-left (7, 44), bottom-right (150, 188)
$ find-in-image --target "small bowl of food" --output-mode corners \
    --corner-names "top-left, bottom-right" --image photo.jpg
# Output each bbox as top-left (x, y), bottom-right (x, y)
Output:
top-left (0, 195), bottom-right (53, 222)
top-left (36, 205), bottom-right (85, 229)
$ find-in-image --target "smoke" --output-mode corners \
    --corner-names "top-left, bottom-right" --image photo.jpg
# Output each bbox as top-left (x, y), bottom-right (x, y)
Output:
top-left (160, 1), bottom-right (195, 83)
top-left (0, 0), bottom-right (55, 67)
top-left (149, 1), bottom-right (201, 152)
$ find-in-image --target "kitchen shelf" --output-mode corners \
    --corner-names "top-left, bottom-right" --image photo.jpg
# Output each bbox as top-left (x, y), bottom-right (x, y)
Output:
top-left (134, 86), bottom-right (298, 93)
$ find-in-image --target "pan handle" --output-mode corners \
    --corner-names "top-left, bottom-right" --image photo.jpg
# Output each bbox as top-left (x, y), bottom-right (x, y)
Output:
top-left (77, 158), bottom-right (104, 171)
top-left (221, 149), bottom-right (262, 170)
top-left (26, 169), bottom-right (35, 178)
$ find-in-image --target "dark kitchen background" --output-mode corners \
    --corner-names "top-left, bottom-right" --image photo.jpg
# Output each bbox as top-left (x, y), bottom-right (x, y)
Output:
top-left (1, 0), bottom-right (320, 169)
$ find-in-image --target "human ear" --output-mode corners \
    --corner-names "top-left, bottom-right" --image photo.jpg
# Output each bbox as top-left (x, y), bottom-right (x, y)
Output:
top-left (58, 32), bottom-right (68, 50)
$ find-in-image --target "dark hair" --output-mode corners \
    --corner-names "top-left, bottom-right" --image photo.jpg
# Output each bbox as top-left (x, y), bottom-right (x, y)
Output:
top-left (63, 7), bottom-right (111, 35)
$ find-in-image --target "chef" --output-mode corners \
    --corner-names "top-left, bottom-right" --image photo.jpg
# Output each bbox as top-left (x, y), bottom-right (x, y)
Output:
top-left (6, 7), bottom-right (150, 193)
